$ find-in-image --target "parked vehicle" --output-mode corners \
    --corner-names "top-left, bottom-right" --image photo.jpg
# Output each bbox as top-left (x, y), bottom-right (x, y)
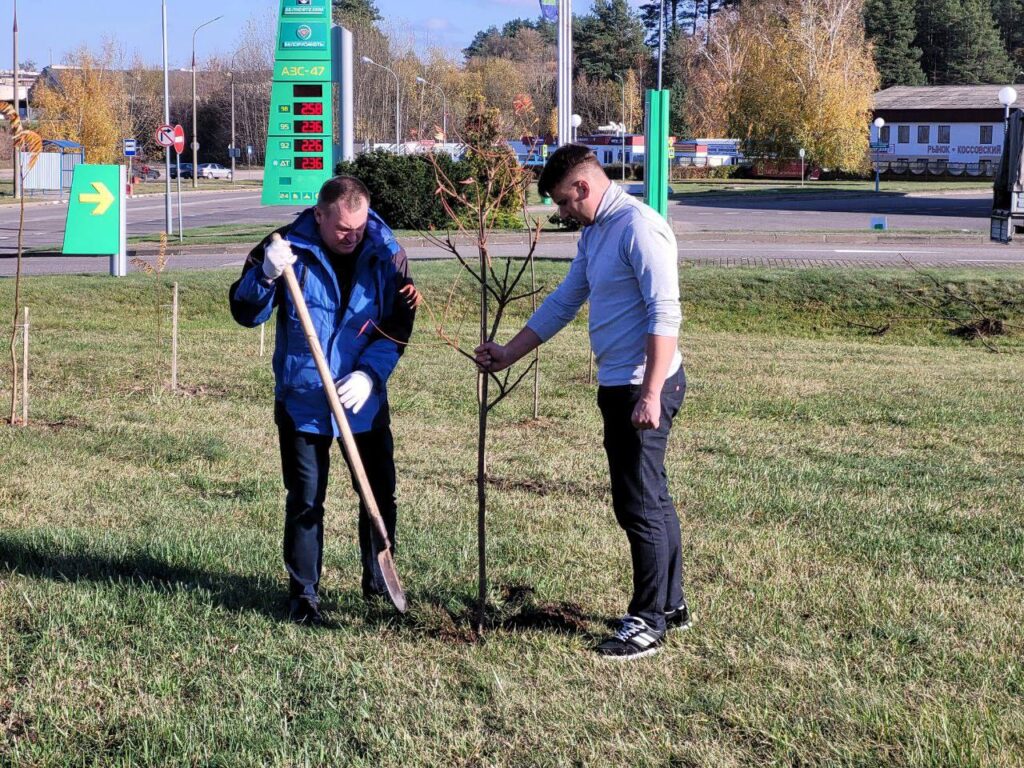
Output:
top-left (135, 164), bottom-right (160, 180)
top-left (169, 163), bottom-right (193, 179)
top-left (197, 163), bottom-right (232, 180)
top-left (992, 109), bottom-right (1024, 242)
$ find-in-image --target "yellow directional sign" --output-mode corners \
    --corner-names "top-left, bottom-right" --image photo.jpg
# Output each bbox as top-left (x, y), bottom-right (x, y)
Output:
top-left (79, 181), bottom-right (115, 216)
top-left (62, 164), bottom-right (127, 275)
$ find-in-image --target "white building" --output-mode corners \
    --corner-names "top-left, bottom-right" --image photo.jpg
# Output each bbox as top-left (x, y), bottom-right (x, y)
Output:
top-left (871, 85), bottom-right (1018, 173)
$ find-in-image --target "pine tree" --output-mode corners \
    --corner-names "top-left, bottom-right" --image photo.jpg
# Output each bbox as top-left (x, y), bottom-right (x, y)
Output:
top-left (865, 0), bottom-right (925, 87)
top-left (992, 0), bottom-right (1024, 76)
top-left (575, 0), bottom-right (648, 80)
top-left (915, 0), bottom-right (960, 84)
top-left (947, 0), bottom-right (1015, 83)
top-left (332, 0), bottom-right (381, 27)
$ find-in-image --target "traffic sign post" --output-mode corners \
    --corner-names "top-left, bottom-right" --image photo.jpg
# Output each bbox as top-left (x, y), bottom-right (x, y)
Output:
top-left (62, 165), bottom-right (127, 277)
top-left (174, 124), bottom-right (185, 242)
top-left (123, 138), bottom-right (138, 197)
top-left (156, 124), bottom-right (175, 147)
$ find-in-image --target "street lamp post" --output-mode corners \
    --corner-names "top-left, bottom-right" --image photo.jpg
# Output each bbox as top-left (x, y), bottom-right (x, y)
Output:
top-left (873, 116), bottom-right (885, 193)
top-left (571, 113), bottom-right (582, 143)
top-left (13, 0), bottom-right (20, 199)
top-left (657, 0), bottom-right (665, 90)
top-left (416, 76), bottom-right (447, 143)
top-left (998, 86), bottom-right (1018, 137)
top-left (229, 72), bottom-right (236, 184)
top-left (362, 56), bottom-right (400, 151)
top-left (191, 15), bottom-right (223, 189)
top-left (614, 73), bottom-right (626, 180)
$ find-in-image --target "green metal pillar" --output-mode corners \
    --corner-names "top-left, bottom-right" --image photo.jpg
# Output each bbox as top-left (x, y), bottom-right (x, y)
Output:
top-left (644, 88), bottom-right (670, 219)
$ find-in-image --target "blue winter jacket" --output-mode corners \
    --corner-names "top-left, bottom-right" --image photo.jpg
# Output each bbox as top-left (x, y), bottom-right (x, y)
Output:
top-left (229, 207), bottom-right (414, 436)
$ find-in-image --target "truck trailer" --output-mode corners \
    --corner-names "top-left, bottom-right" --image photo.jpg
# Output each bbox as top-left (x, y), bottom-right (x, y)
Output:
top-left (991, 110), bottom-right (1024, 242)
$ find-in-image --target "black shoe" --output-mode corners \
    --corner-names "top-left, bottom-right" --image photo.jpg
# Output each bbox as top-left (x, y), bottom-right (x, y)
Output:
top-left (289, 597), bottom-right (323, 626)
top-left (595, 615), bottom-right (664, 660)
top-left (665, 603), bottom-right (693, 632)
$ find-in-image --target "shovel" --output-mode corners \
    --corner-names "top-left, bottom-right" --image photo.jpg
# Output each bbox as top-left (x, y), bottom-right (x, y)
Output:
top-left (276, 235), bottom-right (408, 613)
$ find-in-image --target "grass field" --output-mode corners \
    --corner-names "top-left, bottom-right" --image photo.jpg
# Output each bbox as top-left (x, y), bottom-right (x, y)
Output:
top-left (1, 264), bottom-right (1022, 766)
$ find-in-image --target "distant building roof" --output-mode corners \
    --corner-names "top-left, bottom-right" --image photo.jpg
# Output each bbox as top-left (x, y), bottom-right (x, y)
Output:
top-left (874, 85), bottom-right (1016, 111)
top-left (873, 85), bottom-right (1017, 122)
top-left (42, 139), bottom-right (83, 151)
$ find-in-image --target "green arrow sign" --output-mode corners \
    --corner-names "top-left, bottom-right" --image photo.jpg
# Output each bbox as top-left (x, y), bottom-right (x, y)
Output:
top-left (63, 164), bottom-right (127, 274)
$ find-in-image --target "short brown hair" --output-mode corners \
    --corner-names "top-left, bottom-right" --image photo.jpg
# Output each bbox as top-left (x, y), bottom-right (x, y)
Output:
top-left (538, 144), bottom-right (605, 197)
top-left (317, 175), bottom-right (370, 210)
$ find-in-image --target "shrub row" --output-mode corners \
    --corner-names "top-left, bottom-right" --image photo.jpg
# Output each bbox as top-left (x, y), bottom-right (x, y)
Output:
top-left (335, 151), bottom-right (524, 230)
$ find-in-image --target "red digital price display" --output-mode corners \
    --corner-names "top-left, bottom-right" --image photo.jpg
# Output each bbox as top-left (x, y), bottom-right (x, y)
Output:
top-left (296, 156), bottom-right (325, 171)
top-left (293, 84), bottom-right (323, 98)
top-left (295, 120), bottom-right (324, 133)
top-left (297, 139), bottom-right (324, 153)
top-left (295, 101), bottom-right (323, 116)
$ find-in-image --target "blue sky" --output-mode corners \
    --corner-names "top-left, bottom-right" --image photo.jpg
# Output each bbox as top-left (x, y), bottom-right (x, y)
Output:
top-left (1, 0), bottom-right (646, 70)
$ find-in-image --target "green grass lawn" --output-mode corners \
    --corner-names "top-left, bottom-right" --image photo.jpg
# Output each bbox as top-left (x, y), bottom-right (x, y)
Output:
top-left (1, 265), bottom-right (1022, 766)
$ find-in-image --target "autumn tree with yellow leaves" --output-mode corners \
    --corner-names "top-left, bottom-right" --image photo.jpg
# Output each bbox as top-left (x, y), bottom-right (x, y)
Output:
top-left (33, 45), bottom-right (132, 164)
top-left (679, 0), bottom-right (878, 171)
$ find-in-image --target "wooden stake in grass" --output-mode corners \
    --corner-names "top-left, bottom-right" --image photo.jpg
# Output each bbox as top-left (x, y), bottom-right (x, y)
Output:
top-left (21, 307), bottom-right (28, 426)
top-left (530, 256), bottom-right (540, 420)
top-left (171, 283), bottom-right (179, 391)
top-left (259, 322), bottom-right (266, 357)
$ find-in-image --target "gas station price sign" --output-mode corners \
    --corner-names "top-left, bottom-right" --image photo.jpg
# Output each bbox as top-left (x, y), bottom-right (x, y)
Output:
top-left (262, 0), bottom-right (334, 206)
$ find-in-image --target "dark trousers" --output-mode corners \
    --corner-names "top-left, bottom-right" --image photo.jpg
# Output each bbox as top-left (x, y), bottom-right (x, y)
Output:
top-left (275, 401), bottom-right (397, 601)
top-left (597, 367), bottom-right (687, 633)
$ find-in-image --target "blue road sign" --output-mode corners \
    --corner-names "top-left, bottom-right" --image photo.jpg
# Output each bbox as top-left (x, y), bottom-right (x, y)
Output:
top-left (123, 139), bottom-right (137, 157)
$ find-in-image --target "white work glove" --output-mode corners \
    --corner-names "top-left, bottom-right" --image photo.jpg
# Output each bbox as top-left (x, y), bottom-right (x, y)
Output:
top-left (335, 371), bottom-right (373, 414)
top-left (262, 235), bottom-right (296, 281)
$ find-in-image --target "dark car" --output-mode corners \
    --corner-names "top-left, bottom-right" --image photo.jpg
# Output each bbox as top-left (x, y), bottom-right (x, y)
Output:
top-left (170, 163), bottom-right (193, 179)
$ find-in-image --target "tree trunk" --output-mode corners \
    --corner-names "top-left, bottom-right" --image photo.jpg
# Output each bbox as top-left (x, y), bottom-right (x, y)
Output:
top-left (8, 192), bottom-right (25, 425)
top-left (476, 233), bottom-right (489, 634)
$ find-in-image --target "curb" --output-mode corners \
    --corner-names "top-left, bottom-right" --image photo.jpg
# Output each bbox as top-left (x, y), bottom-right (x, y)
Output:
top-left (671, 230), bottom-right (990, 245)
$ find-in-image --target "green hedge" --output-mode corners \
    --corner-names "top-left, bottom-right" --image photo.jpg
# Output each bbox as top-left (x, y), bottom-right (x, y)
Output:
top-left (335, 151), bottom-right (460, 229)
top-left (335, 150), bottom-right (524, 230)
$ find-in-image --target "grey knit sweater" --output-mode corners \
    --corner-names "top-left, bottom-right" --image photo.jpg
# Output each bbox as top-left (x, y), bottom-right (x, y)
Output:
top-left (527, 182), bottom-right (682, 386)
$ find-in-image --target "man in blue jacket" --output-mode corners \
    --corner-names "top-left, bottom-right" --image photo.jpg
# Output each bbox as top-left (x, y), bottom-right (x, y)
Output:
top-left (230, 175), bottom-right (417, 625)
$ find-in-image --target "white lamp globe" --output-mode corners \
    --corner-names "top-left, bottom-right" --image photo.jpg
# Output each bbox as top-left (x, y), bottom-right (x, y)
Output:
top-left (873, 117), bottom-right (885, 128)
top-left (570, 113), bottom-right (583, 128)
top-left (998, 86), bottom-right (1018, 107)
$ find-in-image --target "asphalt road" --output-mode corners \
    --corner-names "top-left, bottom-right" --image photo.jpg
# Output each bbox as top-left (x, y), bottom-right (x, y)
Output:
top-left (4, 239), bottom-right (1022, 277)
top-left (2, 187), bottom-right (1021, 276)
top-left (672, 190), bottom-right (992, 233)
top-left (0, 190), bottom-right (303, 254)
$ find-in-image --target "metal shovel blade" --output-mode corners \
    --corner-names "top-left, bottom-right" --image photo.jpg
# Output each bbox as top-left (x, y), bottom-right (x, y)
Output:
top-left (377, 547), bottom-right (407, 613)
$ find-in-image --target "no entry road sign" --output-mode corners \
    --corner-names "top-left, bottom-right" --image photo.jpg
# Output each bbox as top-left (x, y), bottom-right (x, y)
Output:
top-left (172, 124), bottom-right (186, 155)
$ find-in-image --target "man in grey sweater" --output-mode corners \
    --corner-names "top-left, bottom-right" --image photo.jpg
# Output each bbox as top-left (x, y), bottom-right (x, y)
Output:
top-left (475, 144), bottom-right (691, 660)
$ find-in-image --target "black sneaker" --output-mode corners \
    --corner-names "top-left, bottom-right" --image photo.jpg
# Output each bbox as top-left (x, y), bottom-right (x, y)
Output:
top-left (665, 603), bottom-right (693, 632)
top-left (289, 597), bottom-right (323, 626)
top-left (595, 615), bottom-right (664, 660)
